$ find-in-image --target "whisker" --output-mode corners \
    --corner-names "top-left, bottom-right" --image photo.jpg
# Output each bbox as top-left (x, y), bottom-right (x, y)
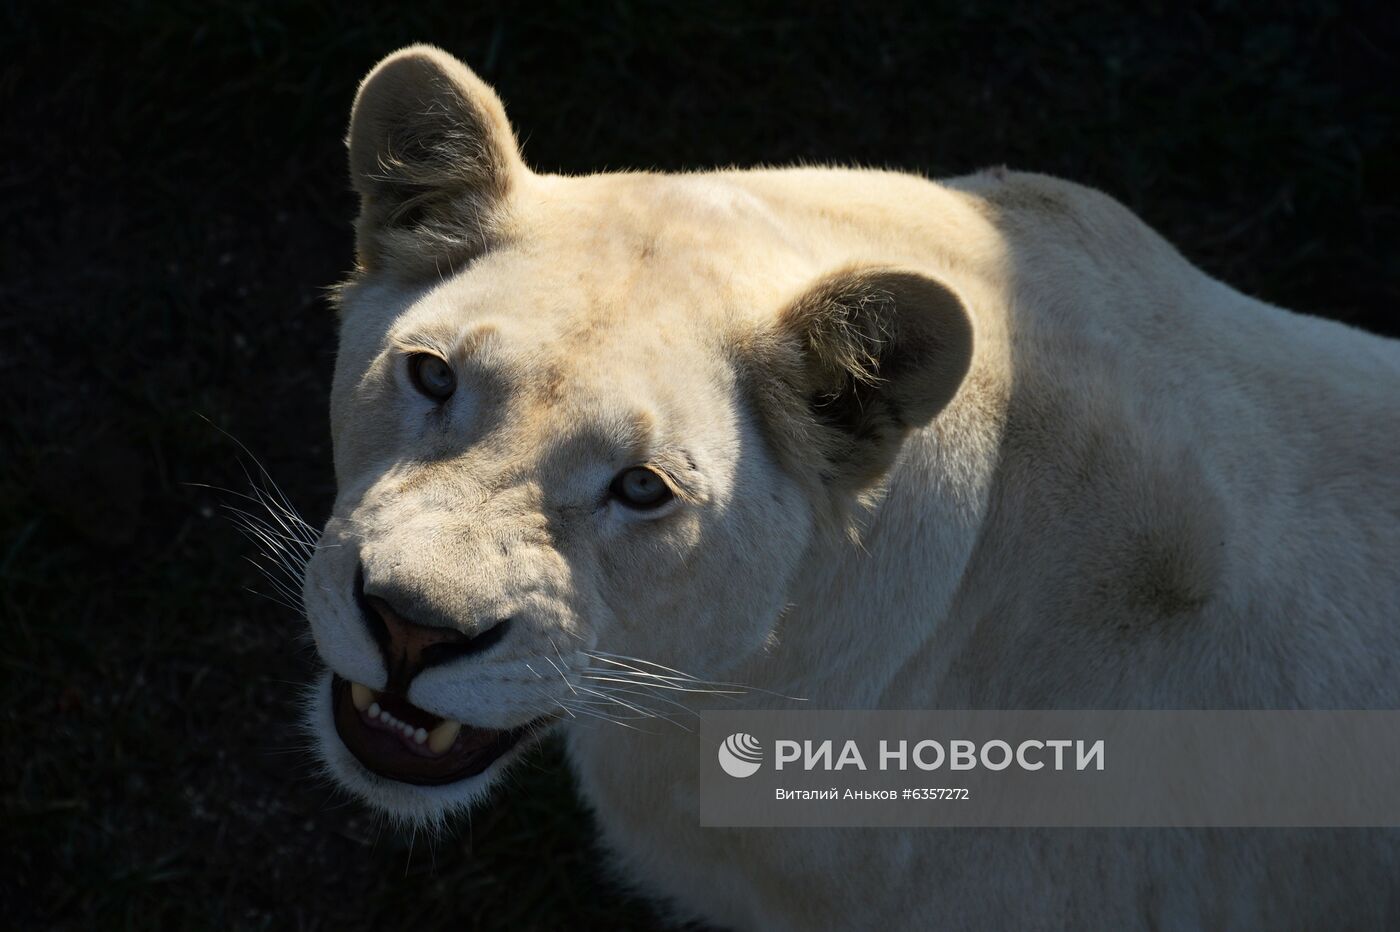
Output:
top-left (249, 482), bottom-right (320, 542)
top-left (579, 673), bottom-right (744, 696)
top-left (242, 547), bottom-right (303, 588)
top-left (226, 505), bottom-right (315, 555)
top-left (242, 585), bottom-right (304, 615)
top-left (198, 414), bottom-right (318, 538)
top-left (579, 682), bottom-right (699, 718)
top-left (234, 519), bottom-right (310, 572)
top-left (580, 659), bottom-right (741, 693)
top-left (554, 696), bottom-right (680, 733)
top-left (240, 541), bottom-right (308, 600)
top-left (572, 684), bottom-right (663, 719)
top-left (553, 693), bottom-right (661, 714)
top-left (584, 650), bottom-right (702, 682)
top-left (242, 556), bottom-right (305, 608)
top-left (197, 421), bottom-right (327, 621)
top-left (543, 655), bottom-right (577, 695)
top-left (584, 650), bottom-right (807, 702)
top-left (556, 705), bottom-right (645, 732)
top-left (573, 685), bottom-right (692, 732)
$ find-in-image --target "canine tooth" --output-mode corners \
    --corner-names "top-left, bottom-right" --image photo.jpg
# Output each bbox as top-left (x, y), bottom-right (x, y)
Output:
top-left (427, 720), bottom-right (462, 754)
top-left (350, 683), bottom-right (374, 711)
top-left (414, 727), bottom-right (428, 744)
top-left (368, 701), bottom-right (381, 718)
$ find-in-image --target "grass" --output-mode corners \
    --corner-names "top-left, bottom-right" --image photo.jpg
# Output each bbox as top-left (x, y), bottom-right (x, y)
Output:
top-left (1, 1), bottom-right (1396, 928)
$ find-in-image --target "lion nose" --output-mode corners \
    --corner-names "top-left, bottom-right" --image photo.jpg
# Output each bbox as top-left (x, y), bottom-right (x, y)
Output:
top-left (354, 567), bottom-right (510, 693)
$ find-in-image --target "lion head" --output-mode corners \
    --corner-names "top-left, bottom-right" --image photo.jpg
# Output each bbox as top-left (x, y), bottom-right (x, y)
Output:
top-left (303, 45), bottom-right (972, 822)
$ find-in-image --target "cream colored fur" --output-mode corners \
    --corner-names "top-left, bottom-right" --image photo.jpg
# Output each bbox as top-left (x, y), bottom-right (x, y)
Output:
top-left (303, 46), bottom-right (1400, 929)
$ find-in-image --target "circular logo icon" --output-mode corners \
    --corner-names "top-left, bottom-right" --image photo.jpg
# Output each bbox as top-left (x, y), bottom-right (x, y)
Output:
top-left (718, 732), bottom-right (763, 778)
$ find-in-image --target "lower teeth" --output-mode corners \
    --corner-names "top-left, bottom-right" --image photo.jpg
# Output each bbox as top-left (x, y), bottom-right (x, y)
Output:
top-left (350, 681), bottom-right (460, 753)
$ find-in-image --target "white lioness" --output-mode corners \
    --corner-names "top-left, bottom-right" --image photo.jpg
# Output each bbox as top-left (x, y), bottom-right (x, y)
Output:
top-left (303, 45), bottom-right (1400, 930)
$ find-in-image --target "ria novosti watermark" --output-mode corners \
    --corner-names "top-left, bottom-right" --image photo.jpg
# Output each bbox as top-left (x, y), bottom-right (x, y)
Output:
top-left (747, 734), bottom-right (1105, 774)
top-left (699, 711), bottom-right (1400, 827)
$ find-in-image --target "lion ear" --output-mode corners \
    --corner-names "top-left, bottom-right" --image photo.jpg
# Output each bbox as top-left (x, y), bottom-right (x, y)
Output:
top-left (347, 44), bottom-right (526, 274)
top-left (760, 267), bottom-right (974, 491)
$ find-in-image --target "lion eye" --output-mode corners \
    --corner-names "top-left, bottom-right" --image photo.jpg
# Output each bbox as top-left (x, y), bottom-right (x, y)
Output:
top-left (408, 353), bottom-right (456, 402)
top-left (610, 466), bottom-right (674, 510)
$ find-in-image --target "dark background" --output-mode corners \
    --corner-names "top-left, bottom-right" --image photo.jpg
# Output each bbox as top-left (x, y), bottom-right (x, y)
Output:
top-left (2, 1), bottom-right (1396, 928)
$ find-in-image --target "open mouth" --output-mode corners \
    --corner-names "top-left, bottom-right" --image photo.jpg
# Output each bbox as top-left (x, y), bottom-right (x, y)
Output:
top-left (330, 675), bottom-right (545, 786)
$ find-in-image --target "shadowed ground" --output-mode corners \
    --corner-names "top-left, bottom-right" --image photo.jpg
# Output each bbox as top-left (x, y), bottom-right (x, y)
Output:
top-left (2, 2), bottom-right (1396, 928)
